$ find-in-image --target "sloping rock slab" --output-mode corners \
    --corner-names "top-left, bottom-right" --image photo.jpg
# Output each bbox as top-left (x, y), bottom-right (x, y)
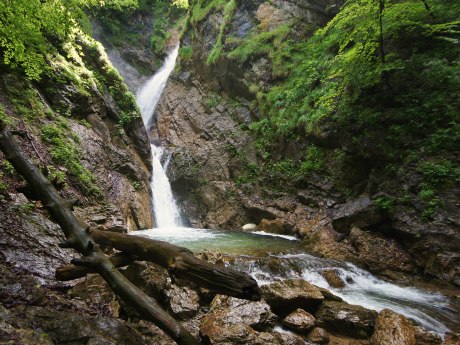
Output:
top-left (315, 300), bottom-right (377, 339)
top-left (261, 279), bottom-right (324, 315)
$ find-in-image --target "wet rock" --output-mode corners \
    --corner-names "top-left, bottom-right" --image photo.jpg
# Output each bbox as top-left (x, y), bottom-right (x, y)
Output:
top-left (258, 218), bottom-right (290, 235)
top-left (166, 284), bottom-right (200, 320)
top-left (349, 227), bottom-right (415, 274)
top-left (371, 309), bottom-right (415, 345)
top-left (322, 269), bottom-right (346, 288)
top-left (261, 279), bottom-right (324, 315)
top-left (200, 295), bottom-right (277, 344)
top-left (71, 275), bottom-right (120, 317)
top-left (282, 308), bottom-right (316, 334)
top-left (306, 327), bottom-right (330, 344)
top-left (318, 287), bottom-right (343, 302)
top-left (123, 262), bottom-right (169, 302)
top-left (5, 306), bottom-right (151, 345)
top-left (329, 196), bottom-right (384, 234)
top-left (0, 203), bottom-right (68, 285)
top-left (315, 300), bottom-right (377, 339)
top-left (414, 326), bottom-right (442, 345)
top-left (442, 332), bottom-right (460, 345)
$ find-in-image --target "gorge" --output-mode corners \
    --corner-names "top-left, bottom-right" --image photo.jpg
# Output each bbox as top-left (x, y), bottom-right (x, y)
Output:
top-left (0, 0), bottom-right (459, 344)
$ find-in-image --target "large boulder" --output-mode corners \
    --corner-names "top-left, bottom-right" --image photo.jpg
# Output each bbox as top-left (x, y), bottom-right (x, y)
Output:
top-left (306, 327), bottom-right (330, 344)
top-left (371, 309), bottom-right (415, 345)
top-left (165, 284), bottom-right (201, 320)
top-left (322, 269), bottom-right (345, 288)
top-left (200, 295), bottom-right (277, 344)
top-left (414, 326), bottom-right (442, 345)
top-left (282, 308), bottom-right (316, 334)
top-left (261, 279), bottom-right (324, 314)
top-left (329, 196), bottom-right (384, 234)
top-left (315, 300), bottom-right (377, 339)
top-left (349, 227), bottom-right (414, 274)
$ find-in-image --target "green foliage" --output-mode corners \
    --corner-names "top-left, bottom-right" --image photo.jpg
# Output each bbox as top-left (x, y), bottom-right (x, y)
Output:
top-left (0, 0), bottom-right (94, 80)
top-left (0, 104), bottom-right (12, 127)
top-left (374, 196), bottom-right (395, 212)
top-left (41, 122), bottom-right (100, 196)
top-left (1, 160), bottom-right (14, 176)
top-left (190, 0), bottom-right (227, 24)
top-left (179, 46), bottom-right (193, 60)
top-left (132, 180), bottom-right (141, 191)
top-left (0, 172), bottom-right (8, 195)
top-left (206, 0), bottom-right (237, 64)
top-left (18, 203), bottom-right (35, 215)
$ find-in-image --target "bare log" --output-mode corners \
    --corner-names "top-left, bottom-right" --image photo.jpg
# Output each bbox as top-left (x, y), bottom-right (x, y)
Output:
top-left (88, 229), bottom-right (261, 301)
top-left (0, 129), bottom-right (200, 345)
top-left (56, 252), bottom-right (135, 281)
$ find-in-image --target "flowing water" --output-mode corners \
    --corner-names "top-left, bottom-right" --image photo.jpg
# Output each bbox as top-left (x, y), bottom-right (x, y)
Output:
top-left (118, 44), bottom-right (459, 337)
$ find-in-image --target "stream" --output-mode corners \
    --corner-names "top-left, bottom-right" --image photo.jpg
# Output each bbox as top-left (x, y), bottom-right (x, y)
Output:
top-left (120, 45), bottom-right (459, 337)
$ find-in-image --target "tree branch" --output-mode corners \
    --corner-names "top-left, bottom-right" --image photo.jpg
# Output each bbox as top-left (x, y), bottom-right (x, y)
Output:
top-left (0, 129), bottom-right (200, 345)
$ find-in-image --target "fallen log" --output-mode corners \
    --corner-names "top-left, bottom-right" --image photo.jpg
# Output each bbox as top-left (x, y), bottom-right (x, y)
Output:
top-left (56, 252), bottom-right (134, 281)
top-left (0, 128), bottom-right (199, 345)
top-left (79, 229), bottom-right (261, 301)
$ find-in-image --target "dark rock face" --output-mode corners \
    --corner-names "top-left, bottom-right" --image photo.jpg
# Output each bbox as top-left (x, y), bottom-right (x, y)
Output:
top-left (370, 309), bottom-right (416, 345)
top-left (329, 196), bottom-right (384, 234)
top-left (261, 279), bottom-right (324, 315)
top-left (315, 300), bottom-right (377, 339)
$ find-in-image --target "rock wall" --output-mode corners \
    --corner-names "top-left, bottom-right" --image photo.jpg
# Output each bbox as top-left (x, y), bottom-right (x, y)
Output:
top-left (154, 0), bottom-right (460, 286)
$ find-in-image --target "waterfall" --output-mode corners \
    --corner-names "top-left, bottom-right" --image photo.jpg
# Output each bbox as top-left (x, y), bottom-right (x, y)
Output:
top-left (136, 45), bottom-right (182, 228)
top-left (137, 45), bottom-right (180, 129)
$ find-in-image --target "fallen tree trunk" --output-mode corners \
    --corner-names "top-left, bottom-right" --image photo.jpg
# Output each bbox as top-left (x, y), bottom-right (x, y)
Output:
top-left (74, 229), bottom-right (261, 301)
top-left (0, 128), bottom-right (199, 345)
top-left (56, 252), bottom-right (134, 281)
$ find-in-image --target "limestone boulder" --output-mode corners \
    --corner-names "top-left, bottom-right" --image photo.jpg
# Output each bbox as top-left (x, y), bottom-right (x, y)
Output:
top-left (282, 308), bottom-right (316, 334)
top-left (414, 326), bottom-right (442, 345)
top-left (322, 269), bottom-right (345, 288)
top-left (166, 284), bottom-right (201, 320)
top-left (315, 300), bottom-right (377, 339)
top-left (306, 327), bottom-right (330, 344)
top-left (329, 196), bottom-right (384, 234)
top-left (371, 309), bottom-right (416, 345)
top-left (261, 279), bottom-right (324, 314)
top-left (349, 227), bottom-right (414, 274)
top-left (200, 295), bottom-right (278, 344)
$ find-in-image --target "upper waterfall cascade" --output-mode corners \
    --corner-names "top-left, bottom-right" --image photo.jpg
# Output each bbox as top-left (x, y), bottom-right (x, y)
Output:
top-left (135, 45), bottom-right (182, 228)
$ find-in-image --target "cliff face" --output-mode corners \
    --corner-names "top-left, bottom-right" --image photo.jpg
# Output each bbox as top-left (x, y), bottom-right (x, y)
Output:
top-left (154, 0), bottom-right (460, 286)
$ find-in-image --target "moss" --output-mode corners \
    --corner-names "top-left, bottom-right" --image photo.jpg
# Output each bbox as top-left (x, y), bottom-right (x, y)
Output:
top-left (41, 122), bottom-right (101, 196)
top-left (206, 0), bottom-right (237, 65)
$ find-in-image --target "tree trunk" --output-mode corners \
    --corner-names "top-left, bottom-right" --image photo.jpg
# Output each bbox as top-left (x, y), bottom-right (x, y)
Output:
top-left (0, 128), bottom-right (199, 345)
top-left (90, 229), bottom-right (261, 300)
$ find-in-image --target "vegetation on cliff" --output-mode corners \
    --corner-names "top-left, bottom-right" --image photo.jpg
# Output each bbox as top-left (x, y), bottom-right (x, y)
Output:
top-left (185, 0), bottom-right (459, 220)
top-left (0, 0), bottom-right (148, 200)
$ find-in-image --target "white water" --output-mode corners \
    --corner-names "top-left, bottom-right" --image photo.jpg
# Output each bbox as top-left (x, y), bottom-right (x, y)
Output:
top-left (137, 45), bottom-right (180, 129)
top-left (135, 45), bottom-right (182, 228)
top-left (232, 253), bottom-right (455, 335)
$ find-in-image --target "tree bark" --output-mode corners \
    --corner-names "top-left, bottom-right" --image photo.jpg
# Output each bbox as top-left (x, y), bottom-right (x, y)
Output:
top-left (0, 129), bottom-right (200, 345)
top-left (56, 252), bottom-right (135, 281)
top-left (89, 229), bottom-right (261, 301)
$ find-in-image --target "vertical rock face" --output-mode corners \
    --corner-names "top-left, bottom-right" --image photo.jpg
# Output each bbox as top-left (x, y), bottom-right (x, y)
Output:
top-left (370, 309), bottom-right (416, 345)
top-left (0, 32), bottom-right (156, 343)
